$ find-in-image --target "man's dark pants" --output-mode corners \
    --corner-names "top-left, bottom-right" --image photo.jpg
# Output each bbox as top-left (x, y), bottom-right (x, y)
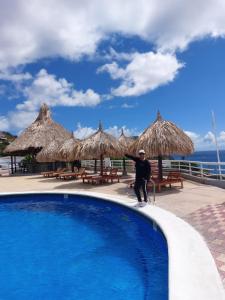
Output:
top-left (134, 178), bottom-right (148, 202)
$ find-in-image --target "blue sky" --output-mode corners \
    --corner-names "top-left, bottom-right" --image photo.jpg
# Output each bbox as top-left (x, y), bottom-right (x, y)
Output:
top-left (1, 0), bottom-right (225, 150)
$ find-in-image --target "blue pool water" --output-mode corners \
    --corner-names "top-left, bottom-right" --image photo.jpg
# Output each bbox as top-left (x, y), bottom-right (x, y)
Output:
top-left (0, 194), bottom-right (168, 300)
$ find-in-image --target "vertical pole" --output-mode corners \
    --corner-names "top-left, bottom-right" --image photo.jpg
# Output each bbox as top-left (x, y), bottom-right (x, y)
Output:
top-left (14, 156), bottom-right (17, 173)
top-left (100, 154), bottom-right (103, 176)
top-left (189, 162), bottom-right (192, 175)
top-left (122, 157), bottom-right (127, 176)
top-left (200, 163), bottom-right (203, 178)
top-left (158, 155), bottom-right (163, 181)
top-left (10, 156), bottom-right (13, 174)
top-left (211, 111), bottom-right (222, 180)
top-left (94, 159), bottom-right (97, 173)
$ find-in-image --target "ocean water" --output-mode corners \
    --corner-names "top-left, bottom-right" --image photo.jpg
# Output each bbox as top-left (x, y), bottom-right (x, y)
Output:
top-left (175, 150), bottom-right (225, 162)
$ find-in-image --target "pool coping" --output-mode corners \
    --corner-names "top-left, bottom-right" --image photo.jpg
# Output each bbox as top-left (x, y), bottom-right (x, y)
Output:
top-left (0, 190), bottom-right (224, 300)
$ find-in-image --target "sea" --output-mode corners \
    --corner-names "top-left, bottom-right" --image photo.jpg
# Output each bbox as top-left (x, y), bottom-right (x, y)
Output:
top-left (174, 150), bottom-right (225, 163)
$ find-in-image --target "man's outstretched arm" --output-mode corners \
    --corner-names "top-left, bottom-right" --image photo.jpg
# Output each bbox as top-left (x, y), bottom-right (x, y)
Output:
top-left (124, 153), bottom-right (139, 162)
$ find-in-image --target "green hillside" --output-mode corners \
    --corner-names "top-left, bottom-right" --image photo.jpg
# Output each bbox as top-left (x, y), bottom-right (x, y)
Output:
top-left (0, 131), bottom-right (17, 156)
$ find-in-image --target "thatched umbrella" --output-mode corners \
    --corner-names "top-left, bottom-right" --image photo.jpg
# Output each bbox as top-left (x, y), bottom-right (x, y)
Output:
top-left (78, 122), bottom-right (122, 175)
top-left (118, 129), bottom-right (135, 175)
top-left (4, 103), bottom-right (71, 156)
top-left (36, 138), bottom-right (64, 163)
top-left (129, 111), bottom-right (194, 180)
top-left (57, 135), bottom-right (80, 162)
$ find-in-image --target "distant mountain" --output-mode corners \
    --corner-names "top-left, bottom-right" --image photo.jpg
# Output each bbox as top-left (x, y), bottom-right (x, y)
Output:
top-left (0, 131), bottom-right (17, 156)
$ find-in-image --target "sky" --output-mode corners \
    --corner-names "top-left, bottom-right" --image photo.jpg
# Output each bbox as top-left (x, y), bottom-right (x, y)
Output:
top-left (1, 0), bottom-right (225, 151)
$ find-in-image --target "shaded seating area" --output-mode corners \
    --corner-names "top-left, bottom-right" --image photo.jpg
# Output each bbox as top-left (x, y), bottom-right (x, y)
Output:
top-left (41, 168), bottom-right (65, 177)
top-left (4, 104), bottom-right (72, 175)
top-left (57, 168), bottom-right (87, 180)
top-left (102, 168), bottom-right (121, 183)
top-left (47, 168), bottom-right (69, 178)
top-left (128, 160), bottom-right (184, 193)
top-left (147, 171), bottom-right (184, 192)
top-left (82, 168), bottom-right (121, 185)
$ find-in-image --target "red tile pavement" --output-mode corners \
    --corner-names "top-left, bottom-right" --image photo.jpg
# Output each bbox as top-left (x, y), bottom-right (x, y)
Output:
top-left (184, 202), bottom-right (225, 287)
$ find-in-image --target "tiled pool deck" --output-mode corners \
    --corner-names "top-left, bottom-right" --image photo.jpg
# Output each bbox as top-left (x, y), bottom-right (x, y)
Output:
top-left (0, 174), bottom-right (225, 286)
top-left (185, 203), bottom-right (225, 286)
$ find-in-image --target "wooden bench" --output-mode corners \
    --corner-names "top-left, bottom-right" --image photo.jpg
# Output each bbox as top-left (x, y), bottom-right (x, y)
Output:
top-left (102, 168), bottom-right (121, 183)
top-left (58, 168), bottom-right (86, 180)
top-left (148, 172), bottom-right (183, 192)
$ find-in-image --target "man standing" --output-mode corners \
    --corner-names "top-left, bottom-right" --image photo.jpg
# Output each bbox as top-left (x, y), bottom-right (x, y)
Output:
top-left (125, 150), bottom-right (151, 206)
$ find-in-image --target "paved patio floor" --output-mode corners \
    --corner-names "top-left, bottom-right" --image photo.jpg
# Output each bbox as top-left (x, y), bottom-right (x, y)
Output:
top-left (0, 174), bottom-right (225, 286)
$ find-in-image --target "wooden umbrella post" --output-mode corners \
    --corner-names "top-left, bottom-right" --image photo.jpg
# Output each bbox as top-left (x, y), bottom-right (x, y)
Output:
top-left (10, 156), bottom-right (13, 174)
top-left (14, 156), bottom-right (17, 173)
top-left (122, 157), bottom-right (127, 176)
top-left (100, 154), bottom-right (103, 176)
top-left (158, 155), bottom-right (163, 181)
top-left (94, 159), bottom-right (97, 174)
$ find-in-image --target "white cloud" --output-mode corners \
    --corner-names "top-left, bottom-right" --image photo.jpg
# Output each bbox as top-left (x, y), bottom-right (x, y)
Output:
top-left (0, 116), bottom-right (10, 131)
top-left (185, 130), bottom-right (225, 150)
top-left (203, 131), bottom-right (225, 144)
top-left (98, 51), bottom-right (183, 97)
top-left (8, 110), bottom-right (37, 131)
top-left (204, 131), bottom-right (215, 143)
top-left (73, 123), bottom-right (96, 140)
top-left (121, 103), bottom-right (137, 109)
top-left (103, 47), bottom-right (135, 61)
top-left (106, 125), bottom-right (140, 138)
top-left (0, 110), bottom-right (38, 132)
top-left (185, 131), bottom-right (201, 142)
top-left (1, 0), bottom-right (225, 71)
top-left (218, 131), bottom-right (225, 142)
top-left (73, 123), bottom-right (140, 139)
top-left (0, 68), bottom-right (101, 132)
top-left (0, 70), bottom-right (32, 82)
top-left (17, 69), bottom-right (101, 111)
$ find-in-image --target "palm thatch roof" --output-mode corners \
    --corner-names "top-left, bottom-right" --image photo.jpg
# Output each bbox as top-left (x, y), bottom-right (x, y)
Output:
top-left (77, 122), bottom-right (122, 159)
top-left (36, 138), bottom-right (64, 162)
top-left (118, 128), bottom-right (135, 151)
top-left (57, 135), bottom-right (80, 162)
top-left (130, 111), bottom-right (194, 157)
top-left (4, 104), bottom-right (71, 155)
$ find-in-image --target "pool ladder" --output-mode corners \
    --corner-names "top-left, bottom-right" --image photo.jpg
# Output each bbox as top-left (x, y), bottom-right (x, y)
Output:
top-left (148, 178), bottom-right (156, 205)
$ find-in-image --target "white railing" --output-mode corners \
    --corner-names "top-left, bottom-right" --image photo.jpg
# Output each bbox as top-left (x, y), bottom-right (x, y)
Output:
top-left (163, 160), bottom-right (225, 181)
top-left (3, 158), bottom-right (225, 181)
top-left (81, 159), bottom-right (225, 181)
top-left (81, 159), bottom-right (135, 172)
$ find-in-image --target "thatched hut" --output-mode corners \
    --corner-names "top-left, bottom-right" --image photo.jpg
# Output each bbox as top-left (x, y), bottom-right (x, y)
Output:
top-left (4, 103), bottom-right (71, 156)
top-left (78, 122), bottom-right (122, 175)
top-left (129, 111), bottom-right (194, 180)
top-left (57, 135), bottom-right (80, 162)
top-left (36, 138), bottom-right (64, 163)
top-left (118, 129), bottom-right (135, 175)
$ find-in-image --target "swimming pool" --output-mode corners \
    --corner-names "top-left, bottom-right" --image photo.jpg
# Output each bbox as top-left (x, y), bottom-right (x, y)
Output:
top-left (0, 193), bottom-right (168, 300)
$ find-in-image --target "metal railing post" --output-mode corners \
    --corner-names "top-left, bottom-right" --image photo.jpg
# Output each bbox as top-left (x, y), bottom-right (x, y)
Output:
top-left (149, 178), bottom-right (156, 204)
top-left (189, 162), bottom-right (192, 175)
top-left (200, 163), bottom-right (203, 178)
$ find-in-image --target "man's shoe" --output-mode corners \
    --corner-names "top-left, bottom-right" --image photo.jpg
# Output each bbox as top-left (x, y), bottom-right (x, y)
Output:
top-left (134, 202), bottom-right (142, 207)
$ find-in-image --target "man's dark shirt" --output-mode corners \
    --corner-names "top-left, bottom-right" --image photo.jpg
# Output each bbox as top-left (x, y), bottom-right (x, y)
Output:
top-left (125, 154), bottom-right (151, 181)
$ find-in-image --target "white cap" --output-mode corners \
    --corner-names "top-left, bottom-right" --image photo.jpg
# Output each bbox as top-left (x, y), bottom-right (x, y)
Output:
top-left (138, 149), bottom-right (145, 154)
